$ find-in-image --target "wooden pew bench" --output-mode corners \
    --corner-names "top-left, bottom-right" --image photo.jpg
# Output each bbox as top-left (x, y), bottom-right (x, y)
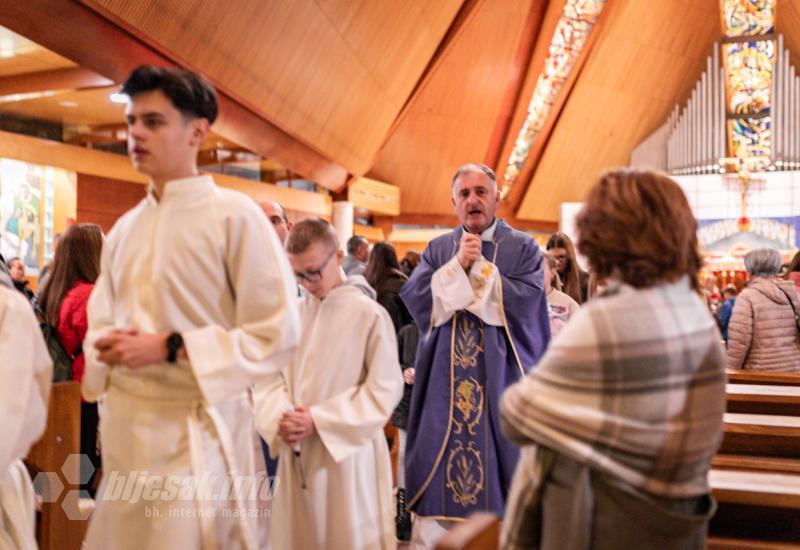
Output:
top-left (435, 512), bottom-right (500, 550)
top-left (719, 413), bottom-right (800, 458)
top-left (25, 381), bottom-right (89, 550)
top-left (726, 384), bottom-right (800, 416)
top-left (709, 469), bottom-right (800, 545)
top-left (727, 370), bottom-right (800, 387)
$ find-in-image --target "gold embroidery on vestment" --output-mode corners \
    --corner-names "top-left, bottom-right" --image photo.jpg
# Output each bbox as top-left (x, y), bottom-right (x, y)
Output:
top-left (454, 316), bottom-right (483, 369)
top-left (452, 377), bottom-right (484, 435)
top-left (446, 441), bottom-right (484, 507)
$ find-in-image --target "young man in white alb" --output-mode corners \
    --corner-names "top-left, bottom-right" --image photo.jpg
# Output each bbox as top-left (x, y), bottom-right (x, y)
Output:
top-left (82, 65), bottom-right (299, 549)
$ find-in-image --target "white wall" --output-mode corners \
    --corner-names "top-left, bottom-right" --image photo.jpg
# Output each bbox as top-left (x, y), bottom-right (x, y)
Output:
top-left (673, 172), bottom-right (800, 220)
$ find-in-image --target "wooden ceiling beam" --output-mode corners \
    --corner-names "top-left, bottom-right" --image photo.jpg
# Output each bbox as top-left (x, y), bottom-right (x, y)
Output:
top-left (496, 0), bottom-right (613, 218)
top-left (483, 0), bottom-right (549, 168)
top-left (0, 66), bottom-right (112, 97)
top-left (0, 0), bottom-right (348, 190)
top-left (372, 0), bottom-right (475, 157)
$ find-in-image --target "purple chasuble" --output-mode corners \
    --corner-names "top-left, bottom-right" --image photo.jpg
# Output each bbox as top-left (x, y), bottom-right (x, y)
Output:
top-left (400, 220), bottom-right (550, 519)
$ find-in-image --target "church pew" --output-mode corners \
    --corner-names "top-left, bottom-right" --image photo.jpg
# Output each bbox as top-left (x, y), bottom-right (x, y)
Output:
top-left (712, 455), bottom-right (800, 475)
top-left (25, 381), bottom-right (88, 550)
top-left (707, 537), bottom-right (800, 549)
top-left (719, 413), bottom-right (800, 458)
top-left (434, 512), bottom-right (500, 550)
top-left (709, 469), bottom-right (800, 544)
top-left (726, 384), bottom-right (800, 416)
top-left (727, 370), bottom-right (800, 386)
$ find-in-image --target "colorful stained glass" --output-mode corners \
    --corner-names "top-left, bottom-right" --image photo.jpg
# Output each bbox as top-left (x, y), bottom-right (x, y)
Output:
top-left (723, 0), bottom-right (775, 37)
top-left (501, 0), bottom-right (606, 197)
top-left (721, 1), bottom-right (775, 172)
top-left (729, 117), bottom-right (771, 165)
top-left (724, 40), bottom-right (774, 115)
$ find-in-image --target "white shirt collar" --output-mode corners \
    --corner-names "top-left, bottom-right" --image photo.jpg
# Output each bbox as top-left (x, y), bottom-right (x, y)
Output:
top-left (478, 218), bottom-right (498, 242)
top-left (147, 174), bottom-right (215, 202)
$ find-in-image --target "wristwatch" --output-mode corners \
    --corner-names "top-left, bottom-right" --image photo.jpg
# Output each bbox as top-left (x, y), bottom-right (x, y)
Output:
top-left (166, 332), bottom-right (184, 364)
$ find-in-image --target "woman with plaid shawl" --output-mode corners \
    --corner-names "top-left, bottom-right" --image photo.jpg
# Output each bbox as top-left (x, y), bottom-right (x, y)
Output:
top-left (500, 169), bottom-right (726, 549)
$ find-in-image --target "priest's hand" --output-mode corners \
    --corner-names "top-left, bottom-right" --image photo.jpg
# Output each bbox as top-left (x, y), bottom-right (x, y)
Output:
top-left (457, 232), bottom-right (481, 270)
top-left (403, 368), bottom-right (415, 385)
top-left (278, 407), bottom-right (316, 446)
top-left (95, 329), bottom-right (169, 368)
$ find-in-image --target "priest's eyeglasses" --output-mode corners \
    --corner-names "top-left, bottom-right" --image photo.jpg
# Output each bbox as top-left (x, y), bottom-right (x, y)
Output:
top-left (294, 248), bottom-right (337, 283)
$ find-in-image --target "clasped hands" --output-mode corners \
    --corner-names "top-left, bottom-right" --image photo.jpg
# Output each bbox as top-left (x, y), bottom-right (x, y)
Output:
top-left (457, 231), bottom-right (482, 270)
top-left (95, 329), bottom-right (177, 368)
top-left (278, 407), bottom-right (315, 446)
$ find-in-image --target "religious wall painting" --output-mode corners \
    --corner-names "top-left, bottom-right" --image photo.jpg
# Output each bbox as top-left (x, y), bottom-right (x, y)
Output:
top-left (698, 216), bottom-right (798, 255)
top-left (0, 159), bottom-right (65, 274)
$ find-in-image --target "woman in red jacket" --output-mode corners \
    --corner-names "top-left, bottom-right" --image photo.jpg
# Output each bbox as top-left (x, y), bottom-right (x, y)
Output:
top-left (38, 223), bottom-right (103, 493)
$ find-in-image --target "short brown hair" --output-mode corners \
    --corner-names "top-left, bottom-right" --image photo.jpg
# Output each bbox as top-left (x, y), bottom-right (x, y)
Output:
top-left (576, 169), bottom-right (701, 290)
top-left (286, 217), bottom-right (338, 255)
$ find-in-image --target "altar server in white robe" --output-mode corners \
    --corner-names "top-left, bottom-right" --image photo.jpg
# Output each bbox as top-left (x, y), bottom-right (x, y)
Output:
top-left (82, 65), bottom-right (300, 550)
top-left (255, 218), bottom-right (403, 550)
top-left (0, 285), bottom-right (51, 550)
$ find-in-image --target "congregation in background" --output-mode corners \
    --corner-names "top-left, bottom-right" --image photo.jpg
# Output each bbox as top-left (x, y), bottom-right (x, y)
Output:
top-left (5, 63), bottom-right (800, 550)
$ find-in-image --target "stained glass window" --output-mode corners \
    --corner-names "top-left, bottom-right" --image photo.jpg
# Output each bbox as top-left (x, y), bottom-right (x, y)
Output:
top-left (724, 40), bottom-right (774, 115)
top-left (723, 0), bottom-right (775, 37)
top-left (722, 1), bottom-right (775, 168)
top-left (729, 117), bottom-right (771, 159)
top-left (501, 0), bottom-right (606, 197)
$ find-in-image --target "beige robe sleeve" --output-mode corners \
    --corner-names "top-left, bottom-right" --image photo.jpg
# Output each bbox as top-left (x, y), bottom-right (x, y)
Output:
top-left (727, 294), bottom-right (754, 370)
top-left (309, 310), bottom-right (403, 463)
top-left (82, 237), bottom-right (115, 402)
top-left (182, 209), bottom-right (301, 405)
top-left (0, 288), bottom-right (51, 470)
top-left (431, 255), bottom-right (502, 327)
top-left (253, 372), bottom-right (292, 457)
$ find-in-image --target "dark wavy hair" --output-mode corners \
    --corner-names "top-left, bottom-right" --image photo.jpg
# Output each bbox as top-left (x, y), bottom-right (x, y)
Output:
top-left (122, 64), bottom-right (218, 123)
top-left (364, 241), bottom-right (406, 293)
top-left (576, 169), bottom-right (701, 291)
top-left (39, 224), bottom-right (103, 326)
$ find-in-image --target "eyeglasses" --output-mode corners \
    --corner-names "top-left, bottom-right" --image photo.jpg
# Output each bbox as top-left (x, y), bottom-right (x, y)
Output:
top-left (269, 215), bottom-right (287, 226)
top-left (294, 248), bottom-right (337, 283)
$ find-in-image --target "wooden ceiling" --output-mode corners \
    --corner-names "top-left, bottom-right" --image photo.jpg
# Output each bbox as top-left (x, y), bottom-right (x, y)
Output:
top-left (1, 0), bottom-right (798, 224)
top-left (0, 27), bottom-right (75, 77)
top-left (0, 85), bottom-right (123, 126)
top-left (516, 0), bottom-right (722, 221)
top-left (80, 0), bottom-right (462, 176)
top-left (368, 0), bottom-right (546, 215)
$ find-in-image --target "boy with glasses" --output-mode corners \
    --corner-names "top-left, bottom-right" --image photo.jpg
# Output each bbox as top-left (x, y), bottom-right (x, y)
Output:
top-left (255, 217), bottom-right (403, 550)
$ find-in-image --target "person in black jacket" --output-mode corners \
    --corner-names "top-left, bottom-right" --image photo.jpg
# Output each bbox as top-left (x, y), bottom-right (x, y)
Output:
top-left (364, 241), bottom-right (415, 540)
top-left (364, 242), bottom-right (413, 331)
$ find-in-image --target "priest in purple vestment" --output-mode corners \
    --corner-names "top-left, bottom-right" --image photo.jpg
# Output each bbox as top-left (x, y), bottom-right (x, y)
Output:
top-left (400, 163), bottom-right (550, 537)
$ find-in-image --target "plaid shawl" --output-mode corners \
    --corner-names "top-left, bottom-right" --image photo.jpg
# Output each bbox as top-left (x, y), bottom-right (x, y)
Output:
top-left (500, 277), bottom-right (726, 547)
